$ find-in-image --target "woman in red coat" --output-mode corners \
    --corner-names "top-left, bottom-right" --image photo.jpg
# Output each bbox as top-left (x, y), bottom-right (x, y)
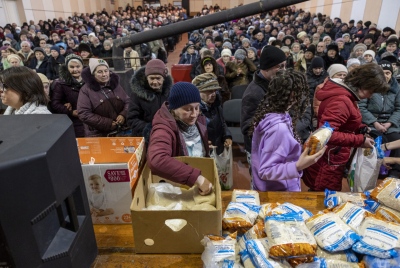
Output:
top-left (303, 64), bottom-right (389, 191)
top-left (147, 82), bottom-right (213, 196)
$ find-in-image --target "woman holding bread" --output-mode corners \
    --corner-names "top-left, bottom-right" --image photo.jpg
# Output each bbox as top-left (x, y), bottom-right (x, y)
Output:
top-left (250, 69), bottom-right (326, 192)
top-left (303, 64), bottom-right (389, 191)
top-left (147, 82), bottom-right (213, 196)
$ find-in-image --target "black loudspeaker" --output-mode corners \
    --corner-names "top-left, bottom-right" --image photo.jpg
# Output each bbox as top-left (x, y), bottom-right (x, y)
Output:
top-left (0, 115), bottom-right (97, 268)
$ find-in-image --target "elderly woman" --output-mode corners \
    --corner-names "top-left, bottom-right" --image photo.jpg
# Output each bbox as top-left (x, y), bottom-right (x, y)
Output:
top-left (77, 58), bottom-right (130, 137)
top-left (192, 73), bottom-right (232, 155)
top-left (147, 82), bottom-right (212, 196)
top-left (3, 53), bottom-right (24, 69)
top-left (51, 54), bottom-right (85, 137)
top-left (1, 66), bottom-right (51, 114)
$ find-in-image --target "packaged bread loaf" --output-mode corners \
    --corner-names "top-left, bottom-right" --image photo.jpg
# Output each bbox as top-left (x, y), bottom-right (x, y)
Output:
top-left (352, 216), bottom-right (400, 258)
top-left (311, 258), bottom-right (364, 268)
top-left (333, 202), bottom-right (371, 231)
top-left (223, 202), bottom-right (261, 234)
top-left (316, 247), bottom-right (358, 263)
top-left (201, 232), bottom-right (239, 267)
top-left (365, 200), bottom-right (400, 224)
top-left (232, 190), bottom-right (260, 205)
top-left (258, 203), bottom-right (281, 220)
top-left (306, 213), bottom-right (359, 252)
top-left (324, 189), bottom-right (367, 209)
top-left (239, 219), bottom-right (267, 251)
top-left (264, 213), bottom-right (317, 258)
top-left (303, 122), bottom-right (334, 155)
top-left (245, 239), bottom-right (291, 268)
top-left (369, 178), bottom-right (400, 212)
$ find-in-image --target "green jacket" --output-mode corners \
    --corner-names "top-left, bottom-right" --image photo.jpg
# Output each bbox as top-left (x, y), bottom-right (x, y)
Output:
top-left (359, 77), bottom-right (400, 134)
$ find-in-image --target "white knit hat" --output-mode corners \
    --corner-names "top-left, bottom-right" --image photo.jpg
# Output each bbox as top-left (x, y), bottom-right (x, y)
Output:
top-left (89, 58), bottom-right (109, 74)
top-left (221, 48), bottom-right (232, 57)
top-left (363, 50), bottom-right (375, 58)
top-left (327, 64), bottom-right (348, 78)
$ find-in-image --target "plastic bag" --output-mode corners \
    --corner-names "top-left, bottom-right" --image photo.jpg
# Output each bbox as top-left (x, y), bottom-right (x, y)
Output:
top-left (348, 136), bottom-right (384, 192)
top-left (363, 249), bottom-right (400, 268)
top-left (306, 213), bottom-right (359, 252)
top-left (231, 190), bottom-right (260, 205)
top-left (369, 178), bottom-right (400, 212)
top-left (352, 217), bottom-right (400, 258)
top-left (303, 122), bottom-right (334, 155)
top-left (264, 213), bottom-right (317, 259)
top-left (211, 145), bottom-right (233, 190)
top-left (333, 202), bottom-right (371, 231)
top-left (222, 202), bottom-right (261, 234)
top-left (324, 190), bottom-right (366, 209)
top-left (365, 200), bottom-right (400, 223)
top-left (245, 239), bottom-right (291, 268)
top-left (238, 220), bottom-right (267, 251)
top-left (316, 247), bottom-right (358, 263)
top-left (201, 233), bottom-right (239, 268)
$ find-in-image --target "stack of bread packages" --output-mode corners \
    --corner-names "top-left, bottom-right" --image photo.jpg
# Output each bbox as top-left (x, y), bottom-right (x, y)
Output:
top-left (202, 182), bottom-right (400, 268)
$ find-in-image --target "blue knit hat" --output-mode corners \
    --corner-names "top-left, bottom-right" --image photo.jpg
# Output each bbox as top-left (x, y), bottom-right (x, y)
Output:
top-left (50, 45), bottom-right (60, 54)
top-left (168, 82), bottom-right (201, 110)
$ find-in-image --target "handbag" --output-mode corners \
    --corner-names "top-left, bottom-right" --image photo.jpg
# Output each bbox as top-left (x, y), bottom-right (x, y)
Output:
top-left (210, 145), bottom-right (233, 190)
top-left (101, 89), bottom-right (132, 137)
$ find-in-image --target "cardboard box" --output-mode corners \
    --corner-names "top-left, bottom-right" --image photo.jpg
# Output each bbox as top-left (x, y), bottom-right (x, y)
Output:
top-left (130, 157), bottom-right (222, 254)
top-left (77, 137), bottom-right (145, 224)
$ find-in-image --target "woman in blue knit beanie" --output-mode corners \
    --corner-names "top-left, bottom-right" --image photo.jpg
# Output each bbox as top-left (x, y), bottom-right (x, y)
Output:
top-left (147, 81), bottom-right (213, 196)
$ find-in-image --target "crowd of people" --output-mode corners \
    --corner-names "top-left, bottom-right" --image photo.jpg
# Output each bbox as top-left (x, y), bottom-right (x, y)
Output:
top-left (1, 3), bottom-right (400, 195)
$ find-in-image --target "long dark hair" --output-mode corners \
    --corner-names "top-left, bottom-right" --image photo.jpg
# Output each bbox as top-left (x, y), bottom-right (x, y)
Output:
top-left (344, 63), bottom-right (389, 94)
top-left (0, 66), bottom-right (49, 106)
top-left (249, 69), bottom-right (309, 140)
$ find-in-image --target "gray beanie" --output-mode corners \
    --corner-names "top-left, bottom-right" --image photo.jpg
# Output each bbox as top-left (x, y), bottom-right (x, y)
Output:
top-left (242, 38), bottom-right (251, 45)
top-left (327, 64), bottom-right (348, 78)
top-left (222, 42), bottom-right (233, 49)
top-left (234, 49), bottom-right (247, 60)
top-left (346, 58), bottom-right (360, 68)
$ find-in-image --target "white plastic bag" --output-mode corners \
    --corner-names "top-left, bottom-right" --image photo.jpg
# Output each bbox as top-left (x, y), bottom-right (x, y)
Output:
top-left (348, 147), bottom-right (382, 192)
top-left (211, 145), bottom-right (233, 190)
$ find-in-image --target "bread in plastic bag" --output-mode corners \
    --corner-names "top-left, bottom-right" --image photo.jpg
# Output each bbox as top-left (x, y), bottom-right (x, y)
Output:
top-left (223, 202), bottom-right (261, 234)
top-left (245, 238), bottom-right (291, 267)
top-left (362, 249), bottom-right (400, 268)
top-left (369, 178), bottom-right (400, 212)
top-left (365, 200), bottom-right (400, 224)
top-left (316, 247), bottom-right (358, 263)
top-left (314, 257), bottom-right (364, 268)
top-left (324, 189), bottom-right (367, 209)
top-left (231, 190), bottom-right (260, 205)
top-left (352, 217), bottom-right (400, 258)
top-left (240, 249), bottom-right (256, 268)
top-left (264, 213), bottom-right (317, 258)
top-left (258, 203), bottom-right (281, 220)
top-left (303, 122), bottom-right (334, 155)
top-left (306, 213), bottom-right (359, 252)
top-left (333, 202), bottom-right (371, 231)
top-left (201, 233), bottom-right (239, 268)
top-left (238, 219), bottom-right (267, 251)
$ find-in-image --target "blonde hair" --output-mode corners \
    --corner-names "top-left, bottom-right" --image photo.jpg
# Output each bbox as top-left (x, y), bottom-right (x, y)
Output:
top-left (88, 174), bottom-right (102, 182)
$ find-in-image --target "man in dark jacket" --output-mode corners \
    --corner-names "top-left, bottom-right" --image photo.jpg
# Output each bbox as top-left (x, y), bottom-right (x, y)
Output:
top-left (241, 45), bottom-right (287, 170)
top-left (322, 43), bottom-right (344, 70)
top-left (127, 59), bottom-right (173, 145)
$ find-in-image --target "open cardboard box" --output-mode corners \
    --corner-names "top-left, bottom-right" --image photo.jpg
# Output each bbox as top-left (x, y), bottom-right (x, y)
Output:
top-left (131, 157), bottom-right (222, 253)
top-left (77, 137), bottom-right (145, 224)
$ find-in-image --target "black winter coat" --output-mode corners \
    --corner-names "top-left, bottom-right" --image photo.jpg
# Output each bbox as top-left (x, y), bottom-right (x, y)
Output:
top-left (306, 68), bottom-right (328, 103)
top-left (200, 96), bottom-right (232, 155)
top-left (241, 71), bottom-right (270, 153)
top-left (46, 55), bottom-right (65, 80)
top-left (127, 66), bottom-right (173, 143)
top-left (50, 64), bottom-right (85, 137)
top-left (28, 56), bottom-right (49, 76)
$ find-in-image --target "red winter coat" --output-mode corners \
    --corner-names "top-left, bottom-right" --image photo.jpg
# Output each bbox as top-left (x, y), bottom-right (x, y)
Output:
top-left (147, 102), bottom-right (209, 187)
top-left (303, 78), bottom-right (365, 191)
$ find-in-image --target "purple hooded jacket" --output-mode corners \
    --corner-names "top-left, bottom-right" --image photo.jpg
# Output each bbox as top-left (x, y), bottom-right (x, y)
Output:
top-left (251, 113), bottom-right (302, 192)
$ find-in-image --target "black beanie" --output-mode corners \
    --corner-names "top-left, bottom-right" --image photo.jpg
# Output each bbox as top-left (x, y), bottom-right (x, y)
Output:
top-left (327, 43), bottom-right (339, 53)
top-left (379, 60), bottom-right (393, 74)
top-left (364, 21), bottom-right (371, 28)
top-left (310, 56), bottom-right (324, 69)
top-left (214, 35), bottom-right (223, 42)
top-left (252, 28), bottom-right (261, 36)
top-left (306, 44), bottom-right (316, 55)
top-left (259, 45), bottom-right (287, 70)
top-left (364, 34), bottom-right (374, 41)
top-left (168, 82), bottom-right (201, 110)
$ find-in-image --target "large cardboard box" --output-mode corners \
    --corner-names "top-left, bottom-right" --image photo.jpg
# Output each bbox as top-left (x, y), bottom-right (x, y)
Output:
top-left (77, 137), bottom-right (145, 224)
top-left (131, 157), bottom-right (222, 253)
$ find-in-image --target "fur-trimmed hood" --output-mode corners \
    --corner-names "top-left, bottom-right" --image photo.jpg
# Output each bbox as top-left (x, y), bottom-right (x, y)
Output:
top-left (81, 66), bottom-right (120, 91)
top-left (130, 66), bottom-right (173, 101)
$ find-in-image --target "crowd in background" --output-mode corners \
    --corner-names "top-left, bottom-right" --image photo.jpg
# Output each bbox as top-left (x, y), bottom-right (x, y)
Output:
top-left (1, 3), bottom-right (400, 192)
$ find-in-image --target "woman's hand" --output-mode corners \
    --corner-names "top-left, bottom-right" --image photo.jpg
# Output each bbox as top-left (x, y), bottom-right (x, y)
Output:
top-left (195, 175), bottom-right (213, 196)
top-left (64, 103), bottom-right (72, 111)
top-left (296, 146), bottom-right (327, 171)
top-left (382, 157), bottom-right (400, 169)
top-left (382, 122), bottom-right (392, 131)
top-left (115, 115), bottom-right (125, 125)
top-left (362, 137), bottom-right (375, 148)
top-left (224, 138), bottom-right (232, 147)
top-left (374, 122), bottom-right (387, 133)
top-left (111, 121), bottom-right (118, 130)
